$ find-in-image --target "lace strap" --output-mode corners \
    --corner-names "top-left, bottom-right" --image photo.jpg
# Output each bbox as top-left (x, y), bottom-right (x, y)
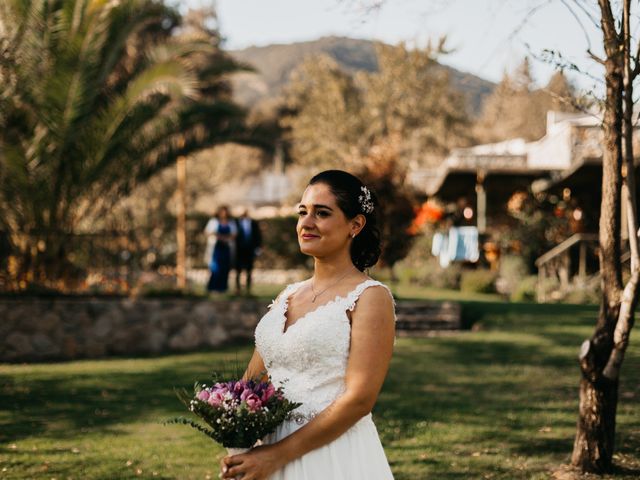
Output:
top-left (267, 280), bottom-right (306, 310)
top-left (344, 279), bottom-right (397, 321)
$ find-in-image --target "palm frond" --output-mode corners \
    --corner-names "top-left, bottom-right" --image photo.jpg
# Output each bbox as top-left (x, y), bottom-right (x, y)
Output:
top-left (0, 0), bottom-right (248, 283)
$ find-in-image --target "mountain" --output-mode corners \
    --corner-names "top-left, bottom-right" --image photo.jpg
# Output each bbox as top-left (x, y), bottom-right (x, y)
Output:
top-left (229, 36), bottom-right (495, 115)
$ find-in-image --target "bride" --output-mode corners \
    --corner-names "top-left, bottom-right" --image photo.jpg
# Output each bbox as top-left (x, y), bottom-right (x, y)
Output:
top-left (220, 170), bottom-right (396, 480)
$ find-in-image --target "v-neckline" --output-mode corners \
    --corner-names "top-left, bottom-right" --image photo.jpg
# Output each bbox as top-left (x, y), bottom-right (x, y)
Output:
top-left (280, 279), bottom-right (373, 335)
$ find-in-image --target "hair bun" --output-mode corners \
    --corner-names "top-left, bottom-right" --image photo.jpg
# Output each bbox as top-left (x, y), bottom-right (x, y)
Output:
top-left (308, 170), bottom-right (381, 271)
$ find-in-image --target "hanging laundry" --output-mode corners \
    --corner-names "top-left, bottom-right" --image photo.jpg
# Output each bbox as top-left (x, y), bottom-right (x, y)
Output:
top-left (432, 231), bottom-right (450, 267)
top-left (431, 226), bottom-right (480, 267)
top-left (448, 226), bottom-right (480, 263)
top-left (432, 231), bottom-right (445, 256)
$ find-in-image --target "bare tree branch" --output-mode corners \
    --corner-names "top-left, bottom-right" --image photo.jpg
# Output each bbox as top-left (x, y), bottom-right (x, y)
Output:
top-left (570, 0), bottom-right (604, 29)
top-left (336, 0), bottom-right (385, 15)
top-left (605, 0), bottom-right (640, 382)
top-left (632, 39), bottom-right (640, 78)
top-left (505, 0), bottom-right (555, 43)
top-left (561, 0), bottom-right (597, 50)
top-left (598, 0), bottom-right (621, 57)
top-left (539, 86), bottom-right (600, 117)
top-left (587, 48), bottom-right (606, 65)
top-left (602, 184), bottom-right (639, 380)
top-left (622, 0), bottom-right (637, 272)
top-left (529, 46), bottom-right (606, 85)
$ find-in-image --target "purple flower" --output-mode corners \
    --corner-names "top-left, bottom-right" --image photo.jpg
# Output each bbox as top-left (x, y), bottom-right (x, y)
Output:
top-left (231, 381), bottom-right (245, 398)
top-left (215, 384), bottom-right (229, 394)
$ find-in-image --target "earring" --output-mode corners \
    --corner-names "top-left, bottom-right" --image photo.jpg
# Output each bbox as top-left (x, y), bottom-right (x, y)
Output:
top-left (351, 233), bottom-right (356, 238)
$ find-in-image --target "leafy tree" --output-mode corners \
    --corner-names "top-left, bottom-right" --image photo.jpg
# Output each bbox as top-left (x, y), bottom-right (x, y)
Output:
top-left (341, 0), bottom-right (637, 474)
top-left (543, 70), bottom-right (579, 111)
top-left (281, 54), bottom-right (370, 170)
top-left (279, 41), bottom-right (470, 268)
top-left (0, 0), bottom-right (245, 288)
top-left (282, 41), bottom-right (470, 171)
top-left (362, 41), bottom-right (470, 168)
top-left (357, 138), bottom-right (418, 273)
top-left (474, 58), bottom-right (578, 143)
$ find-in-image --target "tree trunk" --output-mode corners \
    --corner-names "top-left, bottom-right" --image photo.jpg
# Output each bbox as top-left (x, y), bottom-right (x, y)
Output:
top-left (9, 230), bottom-right (76, 290)
top-left (572, 339), bottom-right (619, 473)
top-left (571, 3), bottom-right (624, 470)
top-left (176, 156), bottom-right (187, 289)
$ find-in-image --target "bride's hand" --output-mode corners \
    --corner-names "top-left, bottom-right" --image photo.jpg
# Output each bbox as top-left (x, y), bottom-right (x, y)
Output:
top-left (220, 445), bottom-right (283, 480)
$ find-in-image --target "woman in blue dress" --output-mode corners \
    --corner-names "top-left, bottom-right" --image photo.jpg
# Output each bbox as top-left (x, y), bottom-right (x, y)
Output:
top-left (204, 205), bottom-right (237, 292)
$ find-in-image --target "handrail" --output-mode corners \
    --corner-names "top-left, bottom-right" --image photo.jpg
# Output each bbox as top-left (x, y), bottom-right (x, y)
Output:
top-left (535, 233), bottom-right (599, 267)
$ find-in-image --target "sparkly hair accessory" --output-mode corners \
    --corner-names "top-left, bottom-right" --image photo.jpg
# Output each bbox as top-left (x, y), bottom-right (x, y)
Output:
top-left (358, 185), bottom-right (374, 214)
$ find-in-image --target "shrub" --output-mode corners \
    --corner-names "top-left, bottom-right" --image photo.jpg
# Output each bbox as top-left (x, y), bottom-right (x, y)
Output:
top-left (563, 285), bottom-right (601, 305)
top-left (396, 258), bottom-right (462, 290)
top-left (536, 276), bottom-right (562, 302)
top-left (429, 262), bottom-right (463, 290)
top-left (510, 275), bottom-right (538, 302)
top-left (460, 269), bottom-right (497, 293)
top-left (255, 216), bottom-right (310, 270)
top-left (394, 233), bottom-right (463, 289)
top-left (498, 255), bottom-right (530, 295)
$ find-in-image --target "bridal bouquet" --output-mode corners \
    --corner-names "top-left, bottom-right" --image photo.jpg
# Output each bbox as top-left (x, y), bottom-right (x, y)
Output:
top-left (166, 377), bottom-right (301, 453)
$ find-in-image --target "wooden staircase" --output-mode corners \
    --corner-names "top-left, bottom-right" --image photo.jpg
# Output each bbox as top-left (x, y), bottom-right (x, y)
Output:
top-left (535, 233), bottom-right (599, 302)
top-left (395, 300), bottom-right (462, 336)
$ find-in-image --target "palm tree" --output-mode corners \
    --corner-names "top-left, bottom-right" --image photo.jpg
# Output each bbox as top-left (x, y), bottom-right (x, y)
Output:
top-left (0, 0), bottom-right (245, 288)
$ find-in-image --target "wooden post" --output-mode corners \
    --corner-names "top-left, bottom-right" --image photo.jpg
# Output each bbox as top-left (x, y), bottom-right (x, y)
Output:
top-left (621, 163), bottom-right (629, 242)
top-left (560, 251), bottom-right (570, 291)
top-left (537, 264), bottom-right (545, 302)
top-left (176, 156), bottom-right (187, 289)
top-left (475, 170), bottom-right (486, 234)
top-left (579, 242), bottom-right (587, 281)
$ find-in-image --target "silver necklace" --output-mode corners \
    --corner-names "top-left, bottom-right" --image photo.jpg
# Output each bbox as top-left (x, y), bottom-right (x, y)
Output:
top-left (310, 269), bottom-right (355, 302)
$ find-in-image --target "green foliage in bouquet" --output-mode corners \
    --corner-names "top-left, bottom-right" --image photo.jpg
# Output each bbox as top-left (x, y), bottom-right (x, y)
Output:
top-left (165, 376), bottom-right (301, 449)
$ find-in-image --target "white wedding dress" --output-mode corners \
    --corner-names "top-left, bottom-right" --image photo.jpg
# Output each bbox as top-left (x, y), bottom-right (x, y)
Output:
top-left (255, 278), bottom-right (396, 480)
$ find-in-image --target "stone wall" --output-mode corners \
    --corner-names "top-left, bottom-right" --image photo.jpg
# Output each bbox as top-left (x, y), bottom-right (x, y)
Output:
top-left (0, 297), bottom-right (268, 363)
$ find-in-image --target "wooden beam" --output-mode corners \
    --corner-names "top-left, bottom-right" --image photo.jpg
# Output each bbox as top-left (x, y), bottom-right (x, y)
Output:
top-left (176, 156), bottom-right (187, 290)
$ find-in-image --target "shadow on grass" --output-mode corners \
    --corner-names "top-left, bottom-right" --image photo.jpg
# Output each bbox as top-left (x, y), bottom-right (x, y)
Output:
top-left (0, 345), bottom-right (254, 445)
top-left (0, 448), bottom-right (178, 480)
top-left (373, 298), bottom-right (639, 478)
top-left (377, 333), bottom-right (604, 459)
top-left (1, 298), bottom-right (637, 479)
top-left (387, 444), bottom-right (518, 480)
top-left (459, 300), bottom-right (599, 330)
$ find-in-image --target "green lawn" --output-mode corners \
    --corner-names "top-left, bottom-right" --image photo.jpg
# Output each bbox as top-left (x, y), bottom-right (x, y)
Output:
top-left (1, 294), bottom-right (639, 479)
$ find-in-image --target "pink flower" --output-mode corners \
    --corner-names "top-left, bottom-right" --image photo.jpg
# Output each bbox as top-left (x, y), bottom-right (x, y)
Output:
top-left (244, 393), bottom-right (262, 412)
top-left (197, 390), bottom-right (210, 402)
top-left (260, 384), bottom-right (276, 403)
top-left (240, 388), bottom-right (255, 402)
top-left (207, 391), bottom-right (225, 407)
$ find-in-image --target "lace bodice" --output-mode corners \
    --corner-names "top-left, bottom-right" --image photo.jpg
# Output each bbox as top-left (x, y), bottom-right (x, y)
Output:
top-left (254, 279), bottom-right (396, 418)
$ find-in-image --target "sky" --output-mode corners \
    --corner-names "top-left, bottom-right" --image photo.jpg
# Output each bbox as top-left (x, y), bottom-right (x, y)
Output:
top-left (183, 0), bottom-right (608, 90)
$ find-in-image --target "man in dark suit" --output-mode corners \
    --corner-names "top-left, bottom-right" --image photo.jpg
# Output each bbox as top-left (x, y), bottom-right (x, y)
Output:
top-left (234, 208), bottom-right (262, 295)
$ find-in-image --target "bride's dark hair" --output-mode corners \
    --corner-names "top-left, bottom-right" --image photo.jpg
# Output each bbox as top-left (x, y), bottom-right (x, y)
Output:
top-left (308, 170), bottom-right (382, 271)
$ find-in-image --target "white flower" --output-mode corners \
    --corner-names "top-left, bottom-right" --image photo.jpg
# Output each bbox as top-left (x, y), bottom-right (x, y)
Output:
top-left (358, 186), bottom-right (374, 214)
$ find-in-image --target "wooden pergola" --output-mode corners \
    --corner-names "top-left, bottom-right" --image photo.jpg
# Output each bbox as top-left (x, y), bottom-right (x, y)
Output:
top-left (426, 154), bottom-right (549, 233)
